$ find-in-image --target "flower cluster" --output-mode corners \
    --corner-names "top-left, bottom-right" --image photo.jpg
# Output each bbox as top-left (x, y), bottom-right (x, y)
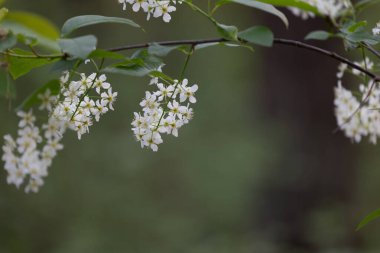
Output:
top-left (2, 71), bottom-right (118, 193)
top-left (118, 0), bottom-right (182, 22)
top-left (289, 0), bottom-right (351, 20)
top-left (1, 92), bottom-right (66, 193)
top-left (132, 76), bottom-right (197, 151)
top-left (334, 59), bottom-right (380, 144)
top-left (51, 72), bottom-right (117, 140)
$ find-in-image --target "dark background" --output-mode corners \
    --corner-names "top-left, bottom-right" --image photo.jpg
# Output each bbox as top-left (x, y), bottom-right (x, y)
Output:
top-left (1, 0), bottom-right (380, 252)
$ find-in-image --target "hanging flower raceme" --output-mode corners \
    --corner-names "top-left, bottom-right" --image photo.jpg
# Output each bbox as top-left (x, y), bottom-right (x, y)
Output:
top-left (132, 75), bottom-right (197, 152)
top-left (334, 59), bottom-right (380, 144)
top-left (51, 72), bottom-right (117, 140)
top-left (1, 71), bottom-right (117, 193)
top-left (1, 92), bottom-right (64, 193)
top-left (118, 0), bottom-right (182, 22)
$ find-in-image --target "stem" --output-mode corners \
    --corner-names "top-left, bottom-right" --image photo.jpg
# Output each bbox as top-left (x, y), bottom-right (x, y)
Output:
top-left (183, 0), bottom-right (217, 25)
top-left (179, 46), bottom-right (194, 80)
top-left (70, 58), bottom-right (105, 121)
top-left (154, 45), bottom-right (195, 132)
top-left (362, 43), bottom-right (380, 60)
top-left (1, 51), bottom-right (63, 59)
top-left (361, 45), bottom-right (368, 84)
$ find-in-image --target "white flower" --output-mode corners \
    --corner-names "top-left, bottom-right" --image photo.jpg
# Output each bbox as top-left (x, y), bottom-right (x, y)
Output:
top-left (91, 100), bottom-right (109, 122)
top-left (179, 81), bottom-right (198, 103)
top-left (181, 105), bottom-right (194, 124)
top-left (38, 89), bottom-right (57, 111)
top-left (168, 100), bottom-right (185, 117)
top-left (60, 71), bottom-right (70, 85)
top-left (94, 74), bottom-right (111, 94)
top-left (25, 178), bottom-right (44, 193)
top-left (155, 83), bottom-right (174, 101)
top-left (154, 1), bottom-right (176, 22)
top-left (337, 63), bottom-right (347, 79)
top-left (101, 88), bottom-right (118, 111)
top-left (142, 131), bottom-right (163, 151)
top-left (7, 169), bottom-right (26, 188)
top-left (132, 0), bottom-right (149, 12)
top-left (17, 110), bottom-right (36, 128)
top-left (79, 73), bottom-right (96, 90)
top-left (140, 91), bottom-right (159, 113)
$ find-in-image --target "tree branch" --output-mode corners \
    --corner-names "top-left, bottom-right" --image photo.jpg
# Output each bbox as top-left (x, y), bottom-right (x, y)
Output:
top-left (107, 38), bottom-right (380, 81)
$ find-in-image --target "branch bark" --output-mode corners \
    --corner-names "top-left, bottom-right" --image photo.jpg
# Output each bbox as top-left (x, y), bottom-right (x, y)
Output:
top-left (107, 38), bottom-right (380, 81)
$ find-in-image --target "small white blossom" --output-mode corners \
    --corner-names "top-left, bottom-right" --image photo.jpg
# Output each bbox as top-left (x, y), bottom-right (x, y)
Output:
top-left (17, 110), bottom-right (36, 128)
top-left (373, 22), bottom-right (380, 35)
top-left (38, 89), bottom-right (57, 111)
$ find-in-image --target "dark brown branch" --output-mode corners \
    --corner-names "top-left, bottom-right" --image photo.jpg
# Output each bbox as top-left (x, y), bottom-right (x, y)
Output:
top-left (107, 38), bottom-right (380, 81)
top-left (107, 38), bottom-right (227, 52)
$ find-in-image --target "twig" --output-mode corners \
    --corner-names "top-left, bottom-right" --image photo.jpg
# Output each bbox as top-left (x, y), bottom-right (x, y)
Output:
top-left (107, 37), bottom-right (380, 81)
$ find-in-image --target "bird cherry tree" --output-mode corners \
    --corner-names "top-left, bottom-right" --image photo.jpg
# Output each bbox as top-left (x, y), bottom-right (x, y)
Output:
top-left (1, 0), bottom-right (380, 228)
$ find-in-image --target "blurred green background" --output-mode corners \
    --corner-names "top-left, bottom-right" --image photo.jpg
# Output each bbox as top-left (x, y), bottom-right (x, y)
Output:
top-left (1, 0), bottom-right (380, 252)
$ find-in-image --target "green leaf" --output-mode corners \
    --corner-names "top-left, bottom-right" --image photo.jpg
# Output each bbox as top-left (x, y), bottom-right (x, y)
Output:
top-left (357, 208), bottom-right (380, 230)
top-left (345, 31), bottom-right (380, 45)
top-left (50, 59), bottom-right (78, 73)
top-left (255, 0), bottom-right (317, 12)
top-left (217, 0), bottom-right (288, 28)
top-left (88, 49), bottom-right (126, 59)
top-left (103, 49), bottom-right (162, 77)
top-left (305, 30), bottom-right (331, 41)
top-left (339, 22), bottom-right (380, 48)
top-left (355, 0), bottom-right (380, 13)
top-left (103, 62), bottom-right (153, 77)
top-left (149, 70), bottom-right (174, 82)
top-left (58, 35), bottom-right (97, 59)
top-left (1, 11), bottom-right (60, 51)
top-left (17, 79), bottom-right (60, 110)
top-left (148, 43), bottom-right (185, 57)
top-left (348, 20), bottom-right (367, 33)
top-left (194, 42), bottom-right (220, 50)
top-left (194, 42), bottom-right (253, 51)
top-left (0, 68), bottom-right (15, 99)
top-left (238, 25), bottom-right (274, 47)
top-left (8, 48), bottom-right (58, 79)
top-left (61, 15), bottom-right (140, 37)
top-left (0, 30), bottom-right (17, 52)
top-left (217, 23), bottom-right (239, 41)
